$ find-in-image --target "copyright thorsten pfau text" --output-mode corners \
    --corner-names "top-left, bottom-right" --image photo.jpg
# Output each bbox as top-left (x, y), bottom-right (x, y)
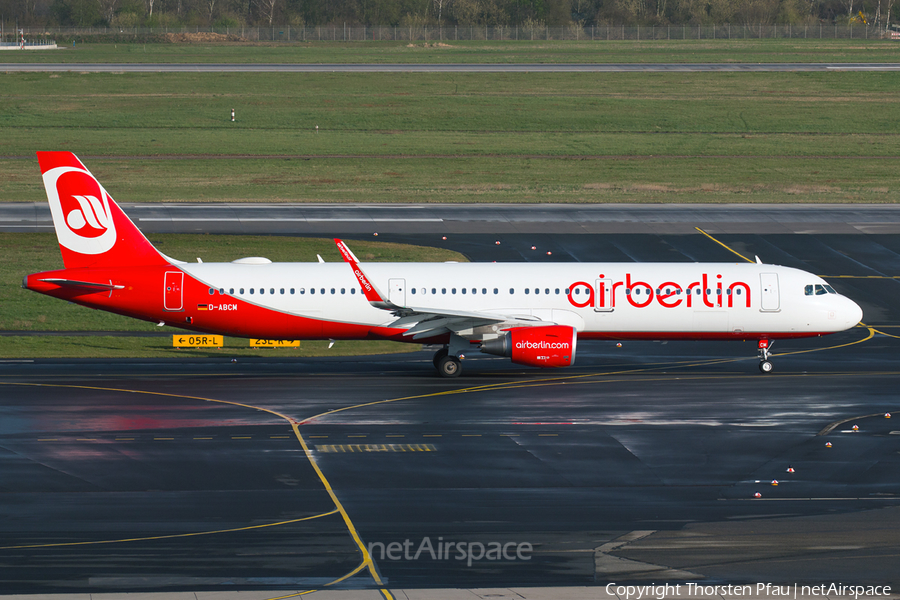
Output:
top-left (605, 583), bottom-right (893, 599)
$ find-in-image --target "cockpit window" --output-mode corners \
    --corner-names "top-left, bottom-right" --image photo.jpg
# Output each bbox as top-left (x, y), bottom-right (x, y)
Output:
top-left (805, 284), bottom-right (836, 296)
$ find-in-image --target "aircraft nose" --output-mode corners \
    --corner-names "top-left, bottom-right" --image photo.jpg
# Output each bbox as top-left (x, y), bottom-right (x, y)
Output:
top-left (848, 298), bottom-right (864, 326)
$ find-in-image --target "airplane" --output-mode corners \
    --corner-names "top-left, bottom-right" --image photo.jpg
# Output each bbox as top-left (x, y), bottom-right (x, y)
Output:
top-left (23, 152), bottom-right (864, 377)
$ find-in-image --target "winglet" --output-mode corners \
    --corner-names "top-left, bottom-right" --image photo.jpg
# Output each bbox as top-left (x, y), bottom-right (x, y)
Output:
top-left (334, 238), bottom-right (392, 307)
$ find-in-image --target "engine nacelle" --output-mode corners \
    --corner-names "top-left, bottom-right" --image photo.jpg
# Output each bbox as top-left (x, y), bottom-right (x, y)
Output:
top-left (480, 325), bottom-right (577, 368)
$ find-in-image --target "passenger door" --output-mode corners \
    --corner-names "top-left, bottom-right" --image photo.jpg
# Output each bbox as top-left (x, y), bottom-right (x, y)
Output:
top-left (760, 273), bottom-right (780, 312)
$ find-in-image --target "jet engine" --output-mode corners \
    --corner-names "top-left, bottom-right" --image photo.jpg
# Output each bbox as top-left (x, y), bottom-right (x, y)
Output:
top-left (480, 325), bottom-right (577, 368)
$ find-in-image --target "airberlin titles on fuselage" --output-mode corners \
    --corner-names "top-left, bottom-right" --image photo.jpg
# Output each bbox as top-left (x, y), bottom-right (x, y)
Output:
top-left (567, 273), bottom-right (751, 310)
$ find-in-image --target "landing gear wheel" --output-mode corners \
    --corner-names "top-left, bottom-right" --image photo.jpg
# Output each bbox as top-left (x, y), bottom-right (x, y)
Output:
top-left (759, 360), bottom-right (773, 374)
top-left (433, 347), bottom-right (449, 368)
top-left (437, 355), bottom-right (462, 378)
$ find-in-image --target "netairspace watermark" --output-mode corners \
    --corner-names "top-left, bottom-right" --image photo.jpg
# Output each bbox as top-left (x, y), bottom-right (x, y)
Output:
top-left (605, 583), bottom-right (893, 600)
top-left (367, 537), bottom-right (532, 567)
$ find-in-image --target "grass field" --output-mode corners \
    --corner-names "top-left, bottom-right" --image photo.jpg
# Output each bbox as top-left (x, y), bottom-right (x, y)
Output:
top-left (0, 233), bottom-right (464, 357)
top-left (4, 39), bottom-right (900, 64)
top-left (2, 69), bottom-right (899, 204)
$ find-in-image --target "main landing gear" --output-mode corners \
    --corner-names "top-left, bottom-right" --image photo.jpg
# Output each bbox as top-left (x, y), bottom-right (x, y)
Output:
top-left (433, 334), bottom-right (469, 378)
top-left (434, 349), bottom-right (461, 378)
top-left (758, 339), bottom-right (774, 374)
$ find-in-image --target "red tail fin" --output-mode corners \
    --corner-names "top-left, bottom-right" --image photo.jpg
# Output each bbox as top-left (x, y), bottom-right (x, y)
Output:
top-left (37, 152), bottom-right (169, 269)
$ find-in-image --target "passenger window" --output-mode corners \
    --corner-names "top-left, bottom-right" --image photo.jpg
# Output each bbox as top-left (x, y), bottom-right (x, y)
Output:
top-left (510, 288), bottom-right (515, 295)
top-left (290, 288), bottom-right (295, 294)
top-left (736, 288), bottom-right (742, 295)
top-left (482, 288), bottom-right (487, 294)
top-left (525, 288), bottom-right (530, 295)
top-left (208, 288), bottom-right (215, 295)
top-left (411, 288), bottom-right (417, 295)
top-left (280, 288), bottom-right (285, 295)
top-left (442, 288), bottom-right (447, 294)
top-left (545, 289), bottom-right (549, 295)
top-left (300, 288), bottom-right (305, 294)
top-left (555, 288), bottom-right (560, 294)
top-left (240, 288), bottom-right (244, 294)
top-left (565, 288), bottom-right (570, 295)
top-left (321, 288), bottom-right (325, 294)
top-left (461, 288), bottom-right (466, 294)
top-left (229, 288), bottom-right (234, 295)
top-left (432, 288), bottom-right (437, 295)
top-left (452, 288), bottom-right (457, 294)
top-left (341, 288), bottom-right (346, 294)
top-left (331, 288), bottom-right (335, 294)
top-left (351, 288), bottom-right (356, 294)
top-left (311, 288), bottom-right (315, 295)
top-left (250, 289), bottom-right (255, 295)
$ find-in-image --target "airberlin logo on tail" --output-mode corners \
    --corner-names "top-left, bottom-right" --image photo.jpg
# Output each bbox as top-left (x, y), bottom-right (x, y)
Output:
top-left (44, 166), bottom-right (117, 256)
top-left (65, 195), bottom-right (111, 236)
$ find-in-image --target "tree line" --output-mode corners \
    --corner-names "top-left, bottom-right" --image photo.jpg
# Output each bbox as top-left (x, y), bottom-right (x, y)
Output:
top-left (1, 0), bottom-right (894, 32)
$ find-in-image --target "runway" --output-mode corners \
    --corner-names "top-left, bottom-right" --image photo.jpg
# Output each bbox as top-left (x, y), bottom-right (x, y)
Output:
top-left (4, 202), bottom-right (900, 234)
top-left (1, 222), bottom-right (899, 594)
top-left (2, 63), bottom-right (900, 73)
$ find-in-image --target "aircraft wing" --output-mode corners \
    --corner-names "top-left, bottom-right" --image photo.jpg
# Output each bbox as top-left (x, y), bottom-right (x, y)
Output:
top-left (334, 239), bottom-right (549, 338)
top-left (387, 306), bottom-right (543, 339)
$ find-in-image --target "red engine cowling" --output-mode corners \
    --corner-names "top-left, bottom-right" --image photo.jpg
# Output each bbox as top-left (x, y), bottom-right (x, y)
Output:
top-left (480, 325), bottom-right (577, 368)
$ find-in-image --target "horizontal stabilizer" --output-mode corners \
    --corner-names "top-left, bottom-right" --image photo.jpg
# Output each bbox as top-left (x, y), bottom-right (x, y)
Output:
top-left (38, 278), bottom-right (124, 291)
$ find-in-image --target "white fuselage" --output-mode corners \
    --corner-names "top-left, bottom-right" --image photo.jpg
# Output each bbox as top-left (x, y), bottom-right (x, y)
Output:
top-left (178, 260), bottom-right (862, 340)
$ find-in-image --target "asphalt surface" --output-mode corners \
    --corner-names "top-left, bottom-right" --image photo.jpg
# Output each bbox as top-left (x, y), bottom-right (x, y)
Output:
top-left (4, 202), bottom-right (900, 235)
top-left (1, 225), bottom-right (899, 594)
top-left (2, 63), bottom-right (900, 72)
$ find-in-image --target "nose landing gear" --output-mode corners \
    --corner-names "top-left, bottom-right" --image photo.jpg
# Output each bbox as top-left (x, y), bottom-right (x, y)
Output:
top-left (758, 339), bottom-right (773, 373)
